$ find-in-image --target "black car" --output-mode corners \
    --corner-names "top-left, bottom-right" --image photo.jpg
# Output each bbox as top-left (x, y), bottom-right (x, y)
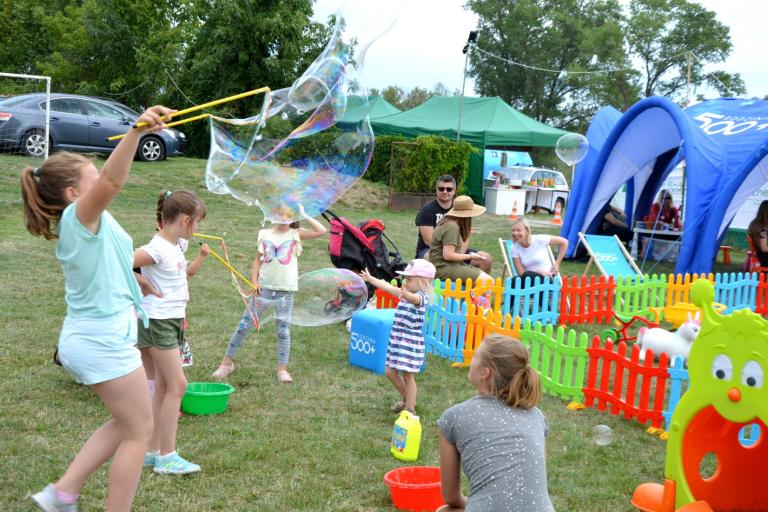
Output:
top-left (0, 93), bottom-right (187, 161)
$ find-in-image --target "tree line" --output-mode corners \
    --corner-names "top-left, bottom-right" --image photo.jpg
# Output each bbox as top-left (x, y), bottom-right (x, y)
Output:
top-left (1, 0), bottom-right (749, 155)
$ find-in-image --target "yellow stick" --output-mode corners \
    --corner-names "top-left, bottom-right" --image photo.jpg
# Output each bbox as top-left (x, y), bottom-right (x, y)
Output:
top-left (107, 114), bottom-right (211, 141)
top-left (193, 232), bottom-right (224, 241)
top-left (207, 246), bottom-right (256, 291)
top-left (106, 86), bottom-right (271, 140)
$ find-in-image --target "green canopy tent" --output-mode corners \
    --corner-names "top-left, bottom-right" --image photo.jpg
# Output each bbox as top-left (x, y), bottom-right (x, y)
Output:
top-left (338, 95), bottom-right (401, 124)
top-left (371, 96), bottom-right (570, 200)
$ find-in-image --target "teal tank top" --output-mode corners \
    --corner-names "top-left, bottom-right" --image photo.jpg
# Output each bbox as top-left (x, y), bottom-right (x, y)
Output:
top-left (55, 202), bottom-right (145, 321)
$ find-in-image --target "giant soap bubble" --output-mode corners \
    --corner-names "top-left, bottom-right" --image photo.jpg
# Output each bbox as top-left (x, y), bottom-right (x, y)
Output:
top-left (291, 268), bottom-right (368, 326)
top-left (205, 8), bottom-right (397, 224)
top-left (555, 133), bottom-right (589, 166)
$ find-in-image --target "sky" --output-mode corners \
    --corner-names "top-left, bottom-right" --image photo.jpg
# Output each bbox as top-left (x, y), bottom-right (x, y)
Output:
top-left (311, 0), bottom-right (767, 99)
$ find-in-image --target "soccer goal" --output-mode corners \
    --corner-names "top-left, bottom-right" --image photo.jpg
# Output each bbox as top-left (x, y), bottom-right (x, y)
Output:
top-left (0, 72), bottom-right (51, 161)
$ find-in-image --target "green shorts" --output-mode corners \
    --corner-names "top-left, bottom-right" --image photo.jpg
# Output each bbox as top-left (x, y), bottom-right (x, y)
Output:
top-left (435, 262), bottom-right (482, 282)
top-left (137, 318), bottom-right (184, 350)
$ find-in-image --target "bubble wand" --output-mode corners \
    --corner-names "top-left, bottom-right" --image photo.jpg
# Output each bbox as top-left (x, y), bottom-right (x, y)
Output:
top-left (193, 232), bottom-right (260, 330)
top-left (107, 87), bottom-right (272, 141)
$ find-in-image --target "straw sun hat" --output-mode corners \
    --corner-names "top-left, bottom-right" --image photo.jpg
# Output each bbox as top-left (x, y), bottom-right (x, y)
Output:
top-left (446, 195), bottom-right (486, 217)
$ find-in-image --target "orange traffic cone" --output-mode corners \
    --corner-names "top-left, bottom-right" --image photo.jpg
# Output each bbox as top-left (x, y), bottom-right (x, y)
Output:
top-left (508, 201), bottom-right (519, 220)
top-left (551, 201), bottom-right (562, 225)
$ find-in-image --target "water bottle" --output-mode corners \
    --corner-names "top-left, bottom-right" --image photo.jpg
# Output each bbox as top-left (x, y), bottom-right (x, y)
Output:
top-left (390, 410), bottom-right (422, 461)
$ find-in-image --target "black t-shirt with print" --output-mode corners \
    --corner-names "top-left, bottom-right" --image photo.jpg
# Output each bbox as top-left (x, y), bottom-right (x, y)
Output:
top-left (415, 199), bottom-right (450, 257)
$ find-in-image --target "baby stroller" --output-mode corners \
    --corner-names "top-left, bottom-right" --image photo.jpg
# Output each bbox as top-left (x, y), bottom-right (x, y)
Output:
top-left (322, 209), bottom-right (407, 300)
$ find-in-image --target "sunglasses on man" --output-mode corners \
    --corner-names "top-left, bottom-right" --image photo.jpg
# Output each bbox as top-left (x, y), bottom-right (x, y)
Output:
top-left (437, 187), bottom-right (454, 192)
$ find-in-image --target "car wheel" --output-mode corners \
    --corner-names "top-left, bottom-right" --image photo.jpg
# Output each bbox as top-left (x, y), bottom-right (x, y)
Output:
top-left (21, 130), bottom-right (48, 158)
top-left (137, 136), bottom-right (165, 162)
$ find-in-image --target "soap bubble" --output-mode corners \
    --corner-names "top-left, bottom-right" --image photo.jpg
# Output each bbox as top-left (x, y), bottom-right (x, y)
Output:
top-left (555, 133), bottom-right (589, 166)
top-left (291, 268), bottom-right (368, 326)
top-left (205, 6), bottom-right (399, 224)
top-left (592, 424), bottom-right (614, 446)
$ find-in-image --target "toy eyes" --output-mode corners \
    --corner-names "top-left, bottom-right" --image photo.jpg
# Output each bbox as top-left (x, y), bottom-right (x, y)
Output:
top-left (712, 354), bottom-right (733, 380)
top-left (742, 361), bottom-right (764, 388)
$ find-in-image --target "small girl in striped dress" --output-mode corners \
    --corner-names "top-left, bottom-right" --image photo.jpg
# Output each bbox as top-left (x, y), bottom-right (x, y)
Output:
top-left (360, 259), bottom-right (435, 414)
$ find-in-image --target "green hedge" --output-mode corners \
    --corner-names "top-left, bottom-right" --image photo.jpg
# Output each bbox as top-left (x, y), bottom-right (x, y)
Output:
top-left (380, 135), bottom-right (476, 193)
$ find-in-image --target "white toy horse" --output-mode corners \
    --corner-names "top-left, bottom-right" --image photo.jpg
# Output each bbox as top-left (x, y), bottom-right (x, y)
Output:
top-left (637, 311), bottom-right (701, 363)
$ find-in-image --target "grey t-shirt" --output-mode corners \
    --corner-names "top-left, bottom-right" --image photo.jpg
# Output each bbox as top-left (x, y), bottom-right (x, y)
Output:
top-left (438, 395), bottom-right (555, 512)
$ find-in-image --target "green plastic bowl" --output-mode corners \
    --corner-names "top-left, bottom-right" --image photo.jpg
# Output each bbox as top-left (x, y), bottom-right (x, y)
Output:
top-left (181, 382), bottom-right (235, 415)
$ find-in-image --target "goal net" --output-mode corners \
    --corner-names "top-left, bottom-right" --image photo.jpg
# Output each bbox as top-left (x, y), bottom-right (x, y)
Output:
top-left (0, 72), bottom-right (51, 174)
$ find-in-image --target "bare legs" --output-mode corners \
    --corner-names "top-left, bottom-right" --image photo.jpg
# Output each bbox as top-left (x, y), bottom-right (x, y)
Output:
top-left (147, 347), bottom-right (187, 455)
top-left (55, 367), bottom-right (152, 512)
top-left (386, 367), bottom-right (417, 412)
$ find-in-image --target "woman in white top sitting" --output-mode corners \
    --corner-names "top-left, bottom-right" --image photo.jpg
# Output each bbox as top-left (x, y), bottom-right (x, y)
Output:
top-left (509, 218), bottom-right (568, 283)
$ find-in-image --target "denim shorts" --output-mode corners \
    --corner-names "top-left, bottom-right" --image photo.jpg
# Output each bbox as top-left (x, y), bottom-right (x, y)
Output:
top-left (57, 306), bottom-right (141, 385)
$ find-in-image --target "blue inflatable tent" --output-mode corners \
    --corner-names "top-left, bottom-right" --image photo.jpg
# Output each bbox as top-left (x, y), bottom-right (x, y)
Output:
top-left (563, 96), bottom-right (768, 275)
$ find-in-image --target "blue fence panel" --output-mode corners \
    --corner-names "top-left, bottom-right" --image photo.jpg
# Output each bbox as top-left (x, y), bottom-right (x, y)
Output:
top-left (424, 296), bottom-right (467, 363)
top-left (501, 275), bottom-right (560, 325)
top-left (714, 272), bottom-right (758, 313)
top-left (663, 356), bottom-right (689, 430)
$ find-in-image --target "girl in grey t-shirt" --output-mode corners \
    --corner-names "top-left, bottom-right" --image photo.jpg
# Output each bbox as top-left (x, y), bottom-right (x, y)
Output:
top-left (437, 334), bottom-right (555, 512)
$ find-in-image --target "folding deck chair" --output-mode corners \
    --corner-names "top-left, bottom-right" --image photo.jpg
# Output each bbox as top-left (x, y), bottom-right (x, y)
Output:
top-left (577, 232), bottom-right (642, 278)
top-left (577, 232), bottom-right (661, 340)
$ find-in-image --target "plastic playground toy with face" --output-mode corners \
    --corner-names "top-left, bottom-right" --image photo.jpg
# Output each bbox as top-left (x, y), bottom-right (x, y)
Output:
top-left (632, 278), bottom-right (767, 511)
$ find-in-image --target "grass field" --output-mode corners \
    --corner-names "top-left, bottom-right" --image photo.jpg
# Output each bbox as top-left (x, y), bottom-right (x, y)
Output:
top-left (0, 154), bottom-right (740, 511)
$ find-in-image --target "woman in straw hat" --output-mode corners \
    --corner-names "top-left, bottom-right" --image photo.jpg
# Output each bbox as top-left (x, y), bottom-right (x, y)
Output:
top-left (428, 195), bottom-right (493, 284)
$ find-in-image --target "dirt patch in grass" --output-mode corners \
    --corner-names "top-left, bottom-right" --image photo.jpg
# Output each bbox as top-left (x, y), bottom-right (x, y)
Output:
top-left (336, 179), bottom-right (389, 210)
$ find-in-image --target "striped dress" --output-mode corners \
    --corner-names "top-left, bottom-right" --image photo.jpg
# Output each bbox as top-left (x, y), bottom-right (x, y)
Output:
top-left (385, 291), bottom-right (427, 372)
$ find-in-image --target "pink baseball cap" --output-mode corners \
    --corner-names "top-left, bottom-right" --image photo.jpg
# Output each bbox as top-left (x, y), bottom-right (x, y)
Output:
top-left (397, 259), bottom-right (436, 279)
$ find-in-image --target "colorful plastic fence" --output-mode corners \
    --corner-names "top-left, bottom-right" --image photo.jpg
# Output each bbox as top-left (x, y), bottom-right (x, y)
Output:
top-left (756, 273), bottom-right (768, 316)
top-left (559, 275), bottom-right (614, 325)
top-left (519, 320), bottom-right (589, 404)
top-left (583, 338), bottom-right (670, 429)
top-left (424, 297), bottom-right (467, 362)
top-left (714, 272), bottom-right (758, 313)
top-left (462, 306), bottom-right (522, 366)
top-left (501, 276), bottom-right (560, 325)
top-left (614, 274), bottom-right (667, 318)
top-left (375, 289), bottom-right (398, 309)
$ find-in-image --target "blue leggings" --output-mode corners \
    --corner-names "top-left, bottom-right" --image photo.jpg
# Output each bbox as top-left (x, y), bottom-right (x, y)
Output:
top-left (225, 289), bottom-right (294, 366)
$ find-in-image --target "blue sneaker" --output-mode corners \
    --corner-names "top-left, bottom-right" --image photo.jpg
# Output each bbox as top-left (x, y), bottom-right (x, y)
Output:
top-left (31, 484), bottom-right (78, 512)
top-left (144, 451), bottom-right (158, 467)
top-left (153, 452), bottom-right (201, 475)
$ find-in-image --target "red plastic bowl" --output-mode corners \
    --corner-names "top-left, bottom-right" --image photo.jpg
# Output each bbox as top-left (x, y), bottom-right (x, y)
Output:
top-left (383, 466), bottom-right (445, 511)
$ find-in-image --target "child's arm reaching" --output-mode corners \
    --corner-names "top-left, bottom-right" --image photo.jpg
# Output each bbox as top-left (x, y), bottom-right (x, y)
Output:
top-left (77, 106), bottom-right (175, 233)
top-left (187, 243), bottom-right (209, 277)
top-left (297, 204), bottom-right (327, 240)
top-left (359, 268), bottom-right (399, 296)
top-left (399, 286), bottom-right (423, 306)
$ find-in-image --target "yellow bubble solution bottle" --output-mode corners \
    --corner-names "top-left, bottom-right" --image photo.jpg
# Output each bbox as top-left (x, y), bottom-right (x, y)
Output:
top-left (391, 410), bottom-right (422, 461)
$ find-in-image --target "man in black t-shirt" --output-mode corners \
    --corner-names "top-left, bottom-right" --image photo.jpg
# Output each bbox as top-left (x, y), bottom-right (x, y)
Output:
top-left (414, 175), bottom-right (492, 273)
